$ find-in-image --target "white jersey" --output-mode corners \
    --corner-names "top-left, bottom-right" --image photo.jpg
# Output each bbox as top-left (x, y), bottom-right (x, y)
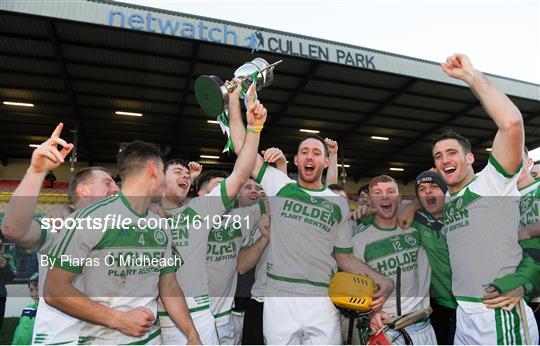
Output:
top-left (518, 179), bottom-right (540, 231)
top-left (206, 202), bottom-right (264, 326)
top-left (241, 223), bottom-right (269, 301)
top-left (352, 220), bottom-right (431, 315)
top-left (32, 218), bottom-right (82, 345)
top-left (255, 163), bottom-right (353, 296)
top-left (158, 180), bottom-right (233, 323)
top-left (47, 193), bottom-right (179, 344)
top-left (442, 156), bottom-right (522, 310)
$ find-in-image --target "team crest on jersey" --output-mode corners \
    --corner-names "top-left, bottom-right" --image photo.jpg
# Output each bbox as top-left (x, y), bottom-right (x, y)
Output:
top-left (154, 229), bottom-right (167, 245)
top-left (321, 200), bottom-right (333, 212)
top-left (404, 234), bottom-right (417, 246)
top-left (455, 197), bottom-right (463, 209)
top-left (306, 195), bottom-right (337, 213)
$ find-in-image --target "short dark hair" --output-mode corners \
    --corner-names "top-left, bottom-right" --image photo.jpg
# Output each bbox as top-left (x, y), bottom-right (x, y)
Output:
top-left (164, 158), bottom-right (189, 173)
top-left (328, 184), bottom-right (345, 192)
top-left (195, 170), bottom-right (228, 192)
top-left (298, 134), bottom-right (329, 157)
top-left (431, 129), bottom-right (472, 154)
top-left (68, 167), bottom-right (111, 204)
top-left (357, 184), bottom-right (369, 196)
top-left (117, 141), bottom-right (163, 179)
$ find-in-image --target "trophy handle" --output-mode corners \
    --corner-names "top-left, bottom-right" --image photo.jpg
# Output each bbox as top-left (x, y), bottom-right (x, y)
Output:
top-left (260, 59), bottom-right (283, 72)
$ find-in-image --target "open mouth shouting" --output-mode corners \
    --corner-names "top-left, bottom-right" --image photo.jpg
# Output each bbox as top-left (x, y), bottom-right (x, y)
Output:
top-left (304, 163), bottom-right (315, 174)
top-left (379, 201), bottom-right (393, 212)
top-left (426, 196), bottom-right (437, 206)
top-left (442, 166), bottom-right (457, 177)
top-left (177, 180), bottom-right (189, 190)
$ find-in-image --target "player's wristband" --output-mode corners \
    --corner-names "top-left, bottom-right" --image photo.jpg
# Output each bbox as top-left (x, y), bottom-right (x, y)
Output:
top-left (247, 125), bottom-right (263, 133)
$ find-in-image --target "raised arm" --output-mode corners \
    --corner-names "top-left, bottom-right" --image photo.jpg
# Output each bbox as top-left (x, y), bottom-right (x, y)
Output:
top-left (45, 268), bottom-right (155, 337)
top-left (158, 273), bottom-right (201, 344)
top-left (224, 86), bottom-right (267, 200)
top-left (227, 81), bottom-right (266, 179)
top-left (324, 138), bottom-right (338, 186)
top-left (1, 123), bottom-right (73, 250)
top-left (188, 162), bottom-right (203, 185)
top-left (237, 214), bottom-right (270, 275)
top-left (442, 54), bottom-right (524, 174)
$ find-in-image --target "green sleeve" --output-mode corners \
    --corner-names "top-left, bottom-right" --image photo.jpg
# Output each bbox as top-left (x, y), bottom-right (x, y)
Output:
top-left (12, 320), bottom-right (34, 345)
top-left (12, 304), bottom-right (37, 345)
top-left (491, 239), bottom-right (540, 296)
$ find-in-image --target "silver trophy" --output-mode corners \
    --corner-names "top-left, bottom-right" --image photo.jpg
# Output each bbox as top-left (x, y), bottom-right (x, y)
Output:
top-left (195, 58), bottom-right (282, 117)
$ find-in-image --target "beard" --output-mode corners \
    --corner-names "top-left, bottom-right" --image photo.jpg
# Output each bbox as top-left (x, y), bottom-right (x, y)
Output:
top-left (298, 168), bottom-right (323, 184)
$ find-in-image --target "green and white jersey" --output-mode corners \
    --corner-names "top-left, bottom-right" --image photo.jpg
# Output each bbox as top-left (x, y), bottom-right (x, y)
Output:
top-left (47, 193), bottom-right (179, 345)
top-left (352, 219), bottom-right (431, 315)
top-left (413, 211), bottom-right (457, 310)
top-left (35, 212), bottom-right (64, 254)
top-left (33, 219), bottom-right (83, 345)
top-left (518, 180), bottom-right (540, 301)
top-left (518, 179), bottom-right (540, 231)
top-left (241, 223), bottom-right (269, 301)
top-left (34, 226), bottom-right (59, 301)
top-left (255, 163), bottom-right (353, 296)
top-left (442, 155), bottom-right (522, 311)
top-left (158, 180), bottom-right (234, 321)
top-left (35, 212), bottom-right (77, 296)
top-left (206, 202), bottom-right (264, 326)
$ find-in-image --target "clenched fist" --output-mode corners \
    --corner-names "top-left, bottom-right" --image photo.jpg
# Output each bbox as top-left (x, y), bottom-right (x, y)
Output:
top-left (441, 53), bottom-right (479, 85)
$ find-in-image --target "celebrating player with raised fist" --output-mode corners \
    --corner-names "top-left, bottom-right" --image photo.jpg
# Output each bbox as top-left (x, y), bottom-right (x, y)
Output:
top-left (433, 54), bottom-right (538, 344)
top-left (228, 77), bottom-right (393, 345)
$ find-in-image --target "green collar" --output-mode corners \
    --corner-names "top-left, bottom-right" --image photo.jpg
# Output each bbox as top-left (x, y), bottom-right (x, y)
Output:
top-left (297, 182), bottom-right (326, 192)
top-left (372, 220), bottom-right (398, 232)
top-left (449, 176), bottom-right (477, 197)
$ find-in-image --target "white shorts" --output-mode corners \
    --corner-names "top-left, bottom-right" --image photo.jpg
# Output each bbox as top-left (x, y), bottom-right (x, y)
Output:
top-left (160, 308), bottom-right (219, 345)
top-left (33, 298), bottom-right (81, 345)
top-left (216, 319), bottom-right (234, 345)
top-left (231, 311), bottom-right (244, 345)
top-left (263, 296), bottom-right (341, 344)
top-left (383, 319), bottom-right (437, 345)
top-left (454, 301), bottom-right (539, 345)
top-left (216, 311), bottom-right (244, 345)
top-left (78, 325), bottom-right (162, 345)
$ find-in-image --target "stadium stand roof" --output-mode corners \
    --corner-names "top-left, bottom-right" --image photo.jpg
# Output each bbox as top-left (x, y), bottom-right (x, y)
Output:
top-left (1, 0), bottom-right (539, 182)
